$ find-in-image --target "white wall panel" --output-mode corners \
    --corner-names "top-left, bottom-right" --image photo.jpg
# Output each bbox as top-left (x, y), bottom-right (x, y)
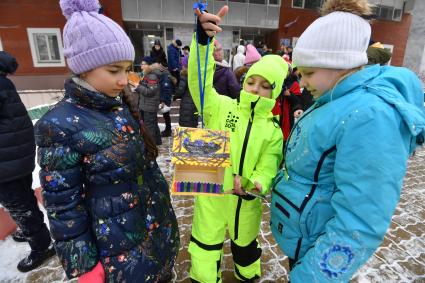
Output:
top-left (163, 0), bottom-right (186, 22)
top-left (122, 0), bottom-right (279, 28)
top-left (139, 0), bottom-right (161, 21)
top-left (227, 2), bottom-right (248, 26)
top-left (267, 6), bottom-right (280, 27)
top-left (121, 0), bottom-right (139, 19)
top-left (248, 4), bottom-right (267, 27)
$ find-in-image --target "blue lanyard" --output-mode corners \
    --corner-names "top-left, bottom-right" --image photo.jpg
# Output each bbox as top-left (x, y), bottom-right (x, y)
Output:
top-left (193, 1), bottom-right (209, 128)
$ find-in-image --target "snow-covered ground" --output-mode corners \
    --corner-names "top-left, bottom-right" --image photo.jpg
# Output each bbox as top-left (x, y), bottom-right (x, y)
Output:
top-left (1, 123), bottom-right (424, 282)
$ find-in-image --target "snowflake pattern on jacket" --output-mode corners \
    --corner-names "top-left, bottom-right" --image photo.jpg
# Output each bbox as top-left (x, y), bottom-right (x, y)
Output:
top-left (35, 78), bottom-right (179, 282)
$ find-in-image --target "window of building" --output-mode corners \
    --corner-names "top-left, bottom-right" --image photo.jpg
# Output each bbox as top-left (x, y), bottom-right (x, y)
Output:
top-left (27, 28), bottom-right (65, 67)
top-left (233, 30), bottom-right (240, 44)
top-left (372, 5), bottom-right (380, 17)
top-left (304, 0), bottom-right (323, 9)
top-left (0, 36), bottom-right (3, 51)
top-left (292, 0), bottom-right (324, 10)
top-left (229, 0), bottom-right (247, 2)
top-left (292, 0), bottom-right (303, 8)
top-left (268, 0), bottom-right (281, 5)
top-left (393, 8), bottom-right (402, 20)
top-left (249, 0), bottom-right (266, 4)
top-left (379, 6), bottom-right (394, 20)
top-left (372, 1), bottom-right (404, 22)
top-left (165, 28), bottom-right (174, 41)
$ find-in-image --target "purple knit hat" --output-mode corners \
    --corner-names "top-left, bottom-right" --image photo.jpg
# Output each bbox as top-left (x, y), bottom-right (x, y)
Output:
top-left (60, 0), bottom-right (135, 74)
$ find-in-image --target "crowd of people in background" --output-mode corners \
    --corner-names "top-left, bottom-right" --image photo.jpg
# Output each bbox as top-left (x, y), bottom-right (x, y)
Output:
top-left (131, 29), bottom-right (316, 143)
top-left (1, 0), bottom-right (424, 283)
top-left (132, 27), bottom-right (401, 146)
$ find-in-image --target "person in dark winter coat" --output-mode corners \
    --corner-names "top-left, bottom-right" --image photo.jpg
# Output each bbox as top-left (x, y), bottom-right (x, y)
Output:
top-left (167, 39), bottom-right (182, 85)
top-left (213, 40), bottom-right (240, 99)
top-left (178, 69), bottom-right (198, 127)
top-left (137, 56), bottom-right (162, 145)
top-left (150, 39), bottom-right (168, 67)
top-left (146, 62), bottom-right (175, 137)
top-left (34, 1), bottom-right (179, 282)
top-left (0, 51), bottom-right (55, 273)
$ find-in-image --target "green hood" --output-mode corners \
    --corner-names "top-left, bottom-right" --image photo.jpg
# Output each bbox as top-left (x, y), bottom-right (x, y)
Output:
top-left (244, 54), bottom-right (288, 99)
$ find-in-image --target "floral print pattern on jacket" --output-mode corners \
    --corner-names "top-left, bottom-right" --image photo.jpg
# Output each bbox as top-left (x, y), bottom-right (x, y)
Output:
top-left (35, 78), bottom-right (179, 282)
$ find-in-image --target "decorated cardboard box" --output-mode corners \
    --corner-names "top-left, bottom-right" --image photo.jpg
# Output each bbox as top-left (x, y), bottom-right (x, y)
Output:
top-left (171, 127), bottom-right (231, 195)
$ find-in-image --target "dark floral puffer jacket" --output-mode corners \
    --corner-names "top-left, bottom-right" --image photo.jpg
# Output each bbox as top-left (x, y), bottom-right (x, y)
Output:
top-left (35, 78), bottom-right (179, 282)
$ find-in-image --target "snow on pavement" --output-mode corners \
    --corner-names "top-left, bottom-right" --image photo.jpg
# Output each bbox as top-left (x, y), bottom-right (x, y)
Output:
top-left (1, 133), bottom-right (424, 283)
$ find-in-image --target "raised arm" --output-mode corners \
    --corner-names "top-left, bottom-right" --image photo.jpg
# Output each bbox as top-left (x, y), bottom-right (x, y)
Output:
top-left (187, 6), bottom-right (230, 127)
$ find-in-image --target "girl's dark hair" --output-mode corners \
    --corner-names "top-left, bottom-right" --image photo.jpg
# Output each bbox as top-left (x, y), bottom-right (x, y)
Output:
top-left (122, 86), bottom-right (159, 161)
top-left (234, 65), bottom-right (249, 85)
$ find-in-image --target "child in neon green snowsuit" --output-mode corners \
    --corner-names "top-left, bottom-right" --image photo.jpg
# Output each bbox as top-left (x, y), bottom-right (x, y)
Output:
top-left (187, 7), bottom-right (287, 282)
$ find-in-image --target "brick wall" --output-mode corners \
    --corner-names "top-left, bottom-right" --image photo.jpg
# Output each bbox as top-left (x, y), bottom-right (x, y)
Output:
top-left (0, 0), bottom-right (126, 89)
top-left (266, 0), bottom-right (412, 66)
top-left (0, 0), bottom-right (68, 76)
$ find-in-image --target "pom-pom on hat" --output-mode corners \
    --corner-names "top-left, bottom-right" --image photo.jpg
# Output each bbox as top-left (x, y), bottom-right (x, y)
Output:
top-left (59, 0), bottom-right (135, 74)
top-left (293, 0), bottom-right (372, 69)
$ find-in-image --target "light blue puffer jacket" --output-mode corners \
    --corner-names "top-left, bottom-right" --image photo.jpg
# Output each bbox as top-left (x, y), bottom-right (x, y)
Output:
top-left (271, 64), bottom-right (425, 282)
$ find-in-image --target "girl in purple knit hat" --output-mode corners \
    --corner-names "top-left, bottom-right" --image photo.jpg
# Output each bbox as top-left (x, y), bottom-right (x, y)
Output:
top-left (34, 0), bottom-right (179, 282)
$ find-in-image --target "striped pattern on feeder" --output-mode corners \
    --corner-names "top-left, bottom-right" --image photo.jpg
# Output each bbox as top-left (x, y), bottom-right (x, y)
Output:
top-left (172, 181), bottom-right (223, 195)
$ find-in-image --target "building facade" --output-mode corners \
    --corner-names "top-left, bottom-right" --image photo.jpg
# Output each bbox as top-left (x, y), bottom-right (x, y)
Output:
top-left (121, 0), bottom-right (282, 66)
top-left (0, 0), bottom-right (417, 90)
top-left (267, 0), bottom-right (414, 66)
top-left (0, 0), bottom-right (124, 90)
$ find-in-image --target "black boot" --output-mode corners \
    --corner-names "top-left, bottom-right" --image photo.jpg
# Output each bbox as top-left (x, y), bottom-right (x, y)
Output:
top-left (12, 229), bottom-right (27, 242)
top-left (161, 129), bottom-right (172, 137)
top-left (162, 111), bottom-right (172, 137)
top-left (17, 244), bottom-right (56, 272)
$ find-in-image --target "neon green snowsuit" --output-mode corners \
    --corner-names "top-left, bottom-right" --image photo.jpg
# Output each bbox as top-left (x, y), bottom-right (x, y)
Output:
top-left (187, 31), bottom-right (286, 283)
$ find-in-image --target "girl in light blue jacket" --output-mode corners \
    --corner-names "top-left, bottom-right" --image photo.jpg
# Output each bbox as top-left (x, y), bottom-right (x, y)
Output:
top-left (271, 0), bottom-right (425, 282)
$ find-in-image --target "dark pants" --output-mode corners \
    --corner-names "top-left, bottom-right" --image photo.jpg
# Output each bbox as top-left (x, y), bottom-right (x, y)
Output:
top-left (163, 111), bottom-right (171, 132)
top-left (0, 174), bottom-right (51, 251)
top-left (141, 110), bottom-right (162, 145)
top-left (171, 70), bottom-right (181, 87)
